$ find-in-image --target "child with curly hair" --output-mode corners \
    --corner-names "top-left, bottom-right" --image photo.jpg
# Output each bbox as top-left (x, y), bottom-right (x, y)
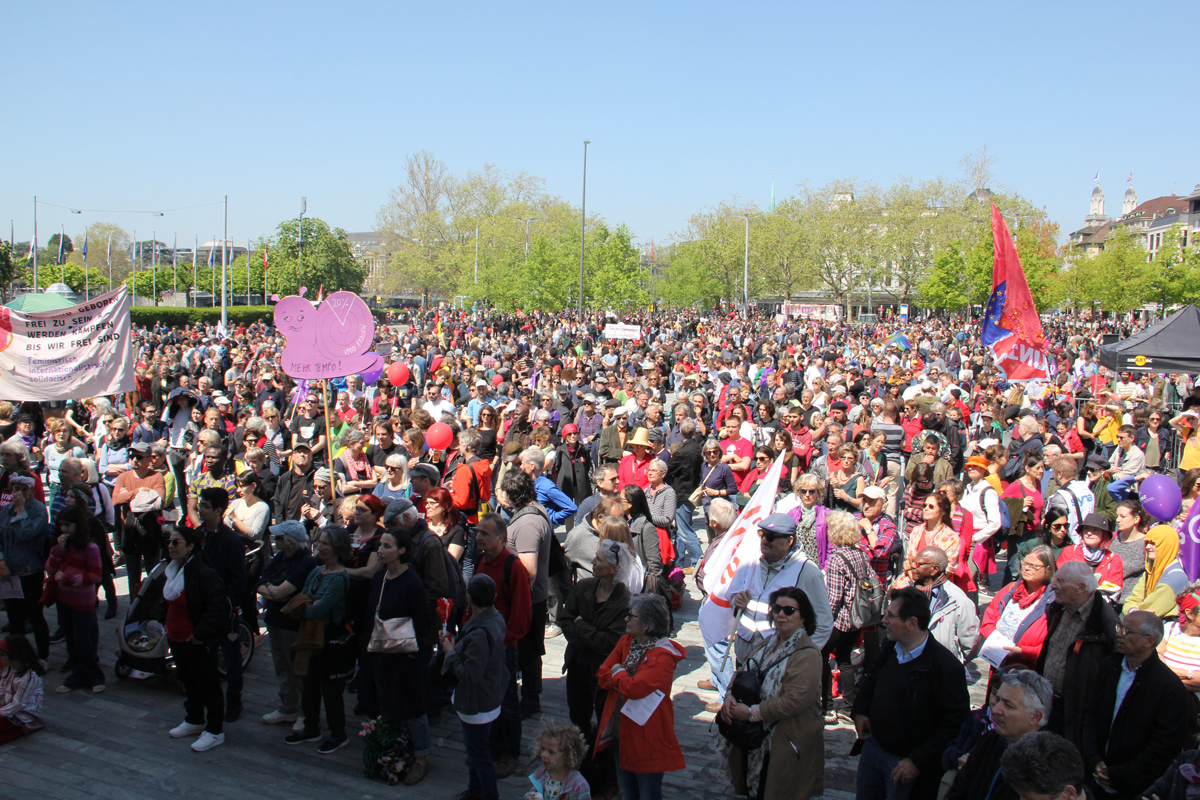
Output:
top-left (524, 719), bottom-right (591, 800)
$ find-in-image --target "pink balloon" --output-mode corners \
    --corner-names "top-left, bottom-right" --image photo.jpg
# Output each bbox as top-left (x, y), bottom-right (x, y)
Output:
top-left (426, 422), bottom-right (453, 451)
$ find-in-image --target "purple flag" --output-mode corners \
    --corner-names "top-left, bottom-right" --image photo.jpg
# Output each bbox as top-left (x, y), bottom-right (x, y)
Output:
top-left (1181, 501), bottom-right (1200, 581)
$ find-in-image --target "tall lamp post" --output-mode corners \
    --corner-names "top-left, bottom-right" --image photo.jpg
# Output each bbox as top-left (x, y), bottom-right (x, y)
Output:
top-left (221, 195), bottom-right (229, 327)
top-left (738, 213), bottom-right (761, 320)
top-left (578, 140), bottom-right (590, 321)
top-left (298, 197), bottom-right (306, 289)
top-left (513, 217), bottom-right (543, 261)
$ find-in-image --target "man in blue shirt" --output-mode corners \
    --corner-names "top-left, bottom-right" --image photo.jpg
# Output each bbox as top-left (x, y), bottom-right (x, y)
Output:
top-left (518, 447), bottom-right (576, 527)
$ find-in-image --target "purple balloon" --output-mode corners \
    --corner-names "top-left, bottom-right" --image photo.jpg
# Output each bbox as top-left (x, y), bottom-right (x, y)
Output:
top-left (358, 353), bottom-right (385, 385)
top-left (1139, 474), bottom-right (1183, 522)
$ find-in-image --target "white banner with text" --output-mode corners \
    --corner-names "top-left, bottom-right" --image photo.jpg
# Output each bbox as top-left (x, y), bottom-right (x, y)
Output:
top-left (0, 286), bottom-right (135, 401)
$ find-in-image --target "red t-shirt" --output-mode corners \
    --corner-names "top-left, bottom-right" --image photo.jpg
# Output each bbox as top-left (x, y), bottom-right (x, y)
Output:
top-left (722, 437), bottom-right (753, 486)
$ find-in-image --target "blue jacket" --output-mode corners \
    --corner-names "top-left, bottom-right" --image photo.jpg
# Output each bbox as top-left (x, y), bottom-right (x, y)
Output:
top-left (0, 498), bottom-right (50, 575)
top-left (534, 474), bottom-right (577, 527)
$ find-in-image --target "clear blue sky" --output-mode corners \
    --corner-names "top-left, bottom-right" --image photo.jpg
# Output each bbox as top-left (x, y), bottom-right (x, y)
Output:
top-left (4, 2), bottom-right (1194, 254)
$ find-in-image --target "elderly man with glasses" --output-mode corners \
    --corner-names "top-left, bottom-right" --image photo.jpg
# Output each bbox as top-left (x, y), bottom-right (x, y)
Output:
top-left (727, 513), bottom-right (833, 677)
top-left (1031, 560), bottom-right (1118, 752)
top-left (1083, 610), bottom-right (1190, 800)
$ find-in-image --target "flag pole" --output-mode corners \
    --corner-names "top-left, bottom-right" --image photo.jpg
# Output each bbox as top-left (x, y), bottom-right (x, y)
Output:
top-left (221, 195), bottom-right (228, 328)
top-left (32, 196), bottom-right (38, 290)
top-left (152, 231), bottom-right (157, 306)
top-left (106, 234), bottom-right (112, 290)
top-left (192, 234), bottom-right (197, 308)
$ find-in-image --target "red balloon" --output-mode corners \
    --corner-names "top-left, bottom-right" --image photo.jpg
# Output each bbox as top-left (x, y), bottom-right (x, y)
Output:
top-left (387, 362), bottom-right (410, 387)
top-left (491, 373), bottom-right (504, 387)
top-left (426, 422), bottom-right (453, 451)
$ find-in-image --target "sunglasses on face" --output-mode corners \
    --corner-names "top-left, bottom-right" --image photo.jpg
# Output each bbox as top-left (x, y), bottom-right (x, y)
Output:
top-left (760, 532), bottom-right (792, 543)
top-left (770, 604), bottom-right (800, 616)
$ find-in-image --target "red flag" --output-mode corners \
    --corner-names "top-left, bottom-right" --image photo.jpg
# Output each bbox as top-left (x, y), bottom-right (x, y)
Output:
top-left (982, 203), bottom-right (1053, 382)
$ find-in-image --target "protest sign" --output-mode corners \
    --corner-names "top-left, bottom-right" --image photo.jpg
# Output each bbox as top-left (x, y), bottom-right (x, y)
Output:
top-left (275, 290), bottom-right (383, 379)
top-left (603, 323), bottom-right (641, 340)
top-left (0, 286), bottom-right (134, 401)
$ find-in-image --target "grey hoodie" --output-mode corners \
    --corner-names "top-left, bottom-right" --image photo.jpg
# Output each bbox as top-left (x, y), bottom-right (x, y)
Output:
top-left (443, 605), bottom-right (509, 717)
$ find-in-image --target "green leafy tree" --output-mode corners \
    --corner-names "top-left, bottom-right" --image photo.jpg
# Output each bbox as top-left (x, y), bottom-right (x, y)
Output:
top-left (1144, 227), bottom-right (1200, 314)
top-left (17, 260), bottom-right (109, 294)
top-left (0, 241), bottom-right (13, 289)
top-left (660, 203), bottom-right (754, 309)
top-left (587, 224), bottom-right (648, 311)
top-left (46, 233), bottom-right (73, 264)
top-left (266, 217), bottom-right (364, 297)
top-left (753, 201), bottom-right (811, 301)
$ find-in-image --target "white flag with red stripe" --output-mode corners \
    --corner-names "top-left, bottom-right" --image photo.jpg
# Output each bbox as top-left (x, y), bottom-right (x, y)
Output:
top-left (697, 453), bottom-right (786, 648)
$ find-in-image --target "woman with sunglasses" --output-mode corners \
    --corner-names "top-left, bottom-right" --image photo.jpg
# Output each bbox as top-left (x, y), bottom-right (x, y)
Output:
top-left (1018, 507), bottom-right (1072, 568)
top-left (786, 473), bottom-right (830, 569)
top-left (260, 403), bottom-right (292, 465)
top-left (697, 440), bottom-right (738, 514)
top-left (720, 586), bottom-right (823, 800)
top-left (737, 446), bottom-right (778, 503)
top-left (897, 492), bottom-right (970, 593)
top-left (372, 454), bottom-right (411, 504)
top-left (162, 524), bottom-right (231, 752)
top-left (825, 444), bottom-right (863, 514)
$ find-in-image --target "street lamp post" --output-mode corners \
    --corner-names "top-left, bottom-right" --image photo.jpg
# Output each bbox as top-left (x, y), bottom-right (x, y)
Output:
top-left (738, 213), bottom-right (761, 319)
top-left (513, 217), bottom-right (543, 261)
top-left (221, 195), bottom-right (228, 327)
top-left (579, 140), bottom-right (590, 321)
top-left (298, 197), bottom-right (307, 289)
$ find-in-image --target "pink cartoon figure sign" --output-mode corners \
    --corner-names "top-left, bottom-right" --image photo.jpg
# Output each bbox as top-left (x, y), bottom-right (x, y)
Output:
top-left (275, 291), bottom-right (383, 379)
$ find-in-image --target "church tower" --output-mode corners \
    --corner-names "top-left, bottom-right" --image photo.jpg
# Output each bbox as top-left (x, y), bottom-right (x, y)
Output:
top-left (1086, 185), bottom-right (1108, 226)
top-left (1123, 185), bottom-right (1138, 216)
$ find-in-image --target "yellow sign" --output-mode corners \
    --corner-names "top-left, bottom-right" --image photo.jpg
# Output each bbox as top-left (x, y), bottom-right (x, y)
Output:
top-left (1133, 355), bottom-right (1147, 366)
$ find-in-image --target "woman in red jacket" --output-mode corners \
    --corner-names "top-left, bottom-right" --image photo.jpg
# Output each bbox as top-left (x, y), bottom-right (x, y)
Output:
top-left (979, 544), bottom-right (1056, 674)
top-left (595, 593), bottom-right (685, 800)
top-left (1057, 513), bottom-right (1124, 598)
top-left (46, 506), bottom-right (105, 694)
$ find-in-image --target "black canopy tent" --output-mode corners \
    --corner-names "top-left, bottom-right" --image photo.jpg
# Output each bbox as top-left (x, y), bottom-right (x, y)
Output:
top-left (1098, 304), bottom-right (1200, 373)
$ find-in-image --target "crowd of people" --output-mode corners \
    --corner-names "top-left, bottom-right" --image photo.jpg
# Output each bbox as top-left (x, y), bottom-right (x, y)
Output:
top-left (2, 302), bottom-right (1200, 800)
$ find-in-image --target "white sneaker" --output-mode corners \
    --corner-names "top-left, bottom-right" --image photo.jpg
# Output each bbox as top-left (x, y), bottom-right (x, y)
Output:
top-left (170, 721), bottom-right (206, 738)
top-left (544, 623), bottom-right (563, 639)
top-left (262, 710), bottom-right (299, 725)
top-left (191, 731), bottom-right (225, 752)
top-left (292, 718), bottom-right (307, 733)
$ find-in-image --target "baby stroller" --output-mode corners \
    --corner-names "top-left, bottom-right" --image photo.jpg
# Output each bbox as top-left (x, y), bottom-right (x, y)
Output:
top-left (113, 542), bottom-right (262, 681)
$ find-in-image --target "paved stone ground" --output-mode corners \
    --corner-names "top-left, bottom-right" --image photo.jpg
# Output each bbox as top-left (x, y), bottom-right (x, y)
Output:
top-left (0, 528), bottom-right (990, 800)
